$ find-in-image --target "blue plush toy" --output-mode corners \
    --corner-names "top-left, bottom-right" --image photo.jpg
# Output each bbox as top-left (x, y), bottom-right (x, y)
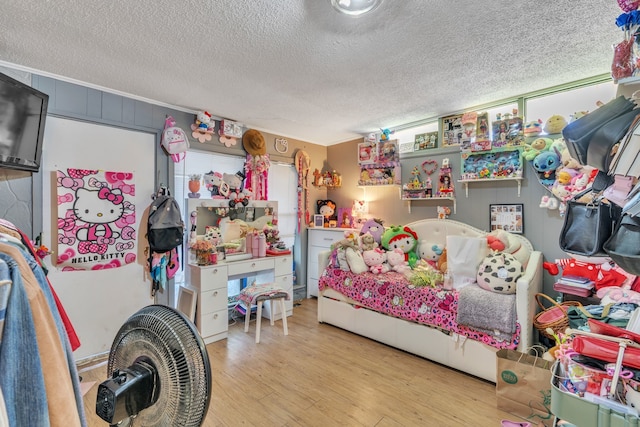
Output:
top-left (532, 148), bottom-right (561, 186)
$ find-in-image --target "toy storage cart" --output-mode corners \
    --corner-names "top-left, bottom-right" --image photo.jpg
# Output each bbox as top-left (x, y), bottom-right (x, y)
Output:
top-left (550, 327), bottom-right (640, 427)
top-left (551, 362), bottom-right (640, 426)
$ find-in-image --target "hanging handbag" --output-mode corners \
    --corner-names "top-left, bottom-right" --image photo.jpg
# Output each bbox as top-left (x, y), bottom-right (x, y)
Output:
top-left (603, 213), bottom-right (640, 275)
top-left (559, 188), bottom-right (622, 257)
top-left (585, 108), bottom-right (640, 172)
top-left (562, 95), bottom-right (637, 166)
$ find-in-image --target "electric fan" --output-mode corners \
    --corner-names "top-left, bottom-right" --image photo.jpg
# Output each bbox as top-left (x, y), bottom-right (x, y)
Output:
top-left (96, 305), bottom-right (212, 426)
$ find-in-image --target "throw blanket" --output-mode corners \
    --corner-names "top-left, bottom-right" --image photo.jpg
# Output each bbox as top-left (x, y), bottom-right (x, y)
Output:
top-left (457, 285), bottom-right (516, 338)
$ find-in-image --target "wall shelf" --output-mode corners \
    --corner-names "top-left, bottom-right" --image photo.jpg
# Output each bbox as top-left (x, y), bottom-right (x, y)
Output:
top-left (401, 196), bottom-right (456, 214)
top-left (457, 177), bottom-right (523, 198)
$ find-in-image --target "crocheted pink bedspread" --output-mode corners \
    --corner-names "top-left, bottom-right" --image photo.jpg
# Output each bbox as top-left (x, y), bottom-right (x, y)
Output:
top-left (319, 267), bottom-right (519, 350)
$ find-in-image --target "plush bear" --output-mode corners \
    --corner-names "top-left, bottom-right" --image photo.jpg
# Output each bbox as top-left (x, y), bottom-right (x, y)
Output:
top-left (363, 248), bottom-right (390, 274)
top-left (360, 232), bottom-right (378, 251)
top-left (476, 252), bottom-right (523, 294)
top-left (359, 218), bottom-right (385, 244)
top-left (417, 240), bottom-right (443, 268)
top-left (381, 225), bottom-right (419, 268)
top-left (387, 248), bottom-right (410, 274)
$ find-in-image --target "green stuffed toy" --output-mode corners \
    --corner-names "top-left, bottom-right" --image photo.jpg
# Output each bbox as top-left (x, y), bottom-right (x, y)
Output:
top-left (522, 137), bottom-right (553, 161)
top-left (381, 225), bottom-right (419, 268)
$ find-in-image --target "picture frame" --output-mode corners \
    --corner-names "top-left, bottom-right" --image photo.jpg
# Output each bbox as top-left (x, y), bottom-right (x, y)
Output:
top-left (441, 114), bottom-right (464, 147)
top-left (177, 286), bottom-right (197, 323)
top-left (489, 203), bottom-right (524, 234)
top-left (313, 214), bottom-right (325, 228)
top-left (414, 132), bottom-right (438, 151)
top-left (337, 207), bottom-right (353, 228)
top-left (377, 139), bottom-right (399, 162)
top-left (358, 142), bottom-right (377, 165)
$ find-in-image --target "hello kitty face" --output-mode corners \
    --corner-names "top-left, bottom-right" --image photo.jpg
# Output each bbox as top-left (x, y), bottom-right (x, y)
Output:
top-left (363, 248), bottom-right (386, 267)
top-left (73, 187), bottom-right (124, 225)
top-left (197, 111), bottom-right (211, 125)
top-left (388, 235), bottom-right (415, 253)
top-left (204, 226), bottom-right (221, 245)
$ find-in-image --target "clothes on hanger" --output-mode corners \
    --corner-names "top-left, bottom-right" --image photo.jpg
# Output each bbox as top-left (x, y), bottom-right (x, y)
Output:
top-left (0, 234), bottom-right (86, 426)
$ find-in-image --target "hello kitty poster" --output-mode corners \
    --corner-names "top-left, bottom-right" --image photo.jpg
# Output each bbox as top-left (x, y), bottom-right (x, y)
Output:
top-left (56, 168), bottom-right (136, 271)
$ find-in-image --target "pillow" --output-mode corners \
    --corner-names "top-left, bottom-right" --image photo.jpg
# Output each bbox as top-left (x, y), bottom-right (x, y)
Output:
top-left (476, 252), bottom-right (523, 294)
top-left (446, 236), bottom-right (488, 289)
top-left (346, 247), bottom-right (368, 274)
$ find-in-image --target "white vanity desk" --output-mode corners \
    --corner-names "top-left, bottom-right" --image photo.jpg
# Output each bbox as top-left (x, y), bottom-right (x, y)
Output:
top-left (186, 254), bottom-right (293, 344)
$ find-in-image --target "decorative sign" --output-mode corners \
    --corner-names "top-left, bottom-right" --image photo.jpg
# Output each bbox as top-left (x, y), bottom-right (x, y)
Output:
top-left (414, 132), bottom-right (438, 151)
top-left (220, 119), bottom-right (243, 138)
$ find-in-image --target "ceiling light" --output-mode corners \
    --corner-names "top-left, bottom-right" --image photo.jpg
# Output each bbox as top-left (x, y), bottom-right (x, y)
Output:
top-left (330, 0), bottom-right (383, 16)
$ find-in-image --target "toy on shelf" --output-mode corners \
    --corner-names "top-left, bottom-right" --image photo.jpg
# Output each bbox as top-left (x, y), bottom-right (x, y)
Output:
top-left (402, 160), bottom-right (438, 198)
top-left (312, 168), bottom-right (342, 188)
top-left (317, 199), bottom-right (337, 227)
top-left (191, 111), bottom-right (214, 143)
top-left (436, 158), bottom-right (454, 197)
top-left (492, 110), bottom-right (525, 148)
top-left (460, 148), bottom-right (523, 180)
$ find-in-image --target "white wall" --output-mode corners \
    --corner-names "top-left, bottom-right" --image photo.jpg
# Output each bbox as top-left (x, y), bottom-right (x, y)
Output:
top-left (41, 117), bottom-right (155, 360)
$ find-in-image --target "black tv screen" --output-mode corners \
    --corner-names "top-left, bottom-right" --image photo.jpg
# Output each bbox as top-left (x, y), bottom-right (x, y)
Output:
top-left (0, 71), bottom-right (49, 172)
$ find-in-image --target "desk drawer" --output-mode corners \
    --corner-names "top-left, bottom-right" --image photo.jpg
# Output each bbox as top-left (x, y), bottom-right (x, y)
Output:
top-left (199, 310), bottom-right (228, 337)
top-left (309, 229), bottom-right (348, 247)
top-left (200, 287), bottom-right (228, 314)
top-left (189, 265), bottom-right (228, 292)
top-left (274, 274), bottom-right (293, 293)
top-left (274, 255), bottom-right (292, 277)
top-left (227, 258), bottom-right (273, 276)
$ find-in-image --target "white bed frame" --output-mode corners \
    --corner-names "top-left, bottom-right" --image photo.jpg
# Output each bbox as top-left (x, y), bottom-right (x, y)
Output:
top-left (317, 218), bottom-right (544, 383)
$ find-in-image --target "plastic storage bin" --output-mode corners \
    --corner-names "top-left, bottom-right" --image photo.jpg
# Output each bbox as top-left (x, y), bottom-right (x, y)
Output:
top-left (551, 362), bottom-right (640, 427)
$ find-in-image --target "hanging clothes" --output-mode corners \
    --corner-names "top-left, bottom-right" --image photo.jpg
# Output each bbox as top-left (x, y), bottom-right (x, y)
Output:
top-left (244, 153), bottom-right (270, 200)
top-left (0, 240), bottom-right (86, 427)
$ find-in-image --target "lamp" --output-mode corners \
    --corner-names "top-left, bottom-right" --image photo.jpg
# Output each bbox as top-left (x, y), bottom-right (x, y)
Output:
top-left (330, 0), bottom-right (383, 16)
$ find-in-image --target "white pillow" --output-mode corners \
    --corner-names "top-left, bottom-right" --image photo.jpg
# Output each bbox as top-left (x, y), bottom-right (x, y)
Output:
top-left (346, 247), bottom-right (368, 274)
top-left (446, 236), bottom-right (489, 289)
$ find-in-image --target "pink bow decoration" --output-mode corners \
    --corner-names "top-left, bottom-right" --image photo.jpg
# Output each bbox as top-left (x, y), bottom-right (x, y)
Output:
top-left (98, 187), bottom-right (124, 205)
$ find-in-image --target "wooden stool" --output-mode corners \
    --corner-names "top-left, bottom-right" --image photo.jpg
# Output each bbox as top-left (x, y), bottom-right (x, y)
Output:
top-left (239, 283), bottom-right (289, 343)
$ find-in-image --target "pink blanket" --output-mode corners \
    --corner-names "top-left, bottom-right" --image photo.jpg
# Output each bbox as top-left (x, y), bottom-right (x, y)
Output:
top-left (319, 267), bottom-right (519, 349)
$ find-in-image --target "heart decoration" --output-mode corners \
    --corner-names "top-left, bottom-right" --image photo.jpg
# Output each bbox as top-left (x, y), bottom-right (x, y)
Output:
top-left (421, 159), bottom-right (438, 176)
top-left (618, 0), bottom-right (640, 12)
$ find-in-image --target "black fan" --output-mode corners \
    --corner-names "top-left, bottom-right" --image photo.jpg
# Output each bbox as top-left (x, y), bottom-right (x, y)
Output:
top-left (96, 305), bottom-right (211, 426)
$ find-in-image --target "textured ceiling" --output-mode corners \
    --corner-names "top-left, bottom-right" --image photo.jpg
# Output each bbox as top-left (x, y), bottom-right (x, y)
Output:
top-left (0, 1), bottom-right (623, 146)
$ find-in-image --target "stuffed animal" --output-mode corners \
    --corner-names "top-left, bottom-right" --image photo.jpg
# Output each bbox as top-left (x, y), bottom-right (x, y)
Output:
top-left (359, 218), bottom-right (385, 244)
top-left (523, 137), bottom-right (553, 161)
top-left (532, 148), bottom-right (562, 186)
top-left (363, 248), bottom-right (390, 274)
top-left (437, 206), bottom-right (451, 219)
top-left (360, 232), bottom-right (378, 251)
top-left (387, 248), bottom-right (410, 274)
top-left (332, 237), bottom-right (359, 271)
top-left (543, 115), bottom-right (568, 135)
top-left (223, 171), bottom-right (246, 192)
top-left (476, 252), bottom-right (523, 294)
top-left (486, 229), bottom-right (530, 267)
top-left (381, 225), bottom-right (419, 268)
top-left (195, 110), bottom-right (212, 131)
top-left (523, 119), bottom-right (543, 137)
top-left (436, 248), bottom-right (448, 273)
top-left (204, 226), bottom-right (222, 246)
top-left (417, 240), bottom-right (444, 268)
top-left (203, 171), bottom-right (230, 198)
top-left (317, 199), bottom-right (337, 225)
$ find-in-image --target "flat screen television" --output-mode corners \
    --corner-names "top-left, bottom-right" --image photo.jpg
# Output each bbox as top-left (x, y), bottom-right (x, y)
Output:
top-left (0, 71), bottom-right (49, 172)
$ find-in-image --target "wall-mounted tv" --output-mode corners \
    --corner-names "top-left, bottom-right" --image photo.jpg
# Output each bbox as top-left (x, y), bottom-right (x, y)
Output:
top-left (0, 71), bottom-right (49, 172)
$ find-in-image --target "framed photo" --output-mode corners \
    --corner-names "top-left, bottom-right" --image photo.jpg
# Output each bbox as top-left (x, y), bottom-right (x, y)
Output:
top-left (489, 204), bottom-right (524, 234)
top-left (177, 286), bottom-right (197, 323)
top-left (337, 207), bottom-right (353, 228)
top-left (358, 142), bottom-right (377, 165)
top-left (414, 132), bottom-right (438, 151)
top-left (441, 114), bottom-right (464, 147)
top-left (313, 214), bottom-right (325, 228)
top-left (377, 139), bottom-right (399, 163)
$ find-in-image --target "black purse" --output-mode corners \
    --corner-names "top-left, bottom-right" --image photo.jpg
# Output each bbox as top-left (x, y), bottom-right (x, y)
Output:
top-left (603, 214), bottom-right (640, 275)
top-left (559, 188), bottom-right (622, 257)
top-left (562, 95), bottom-right (637, 167)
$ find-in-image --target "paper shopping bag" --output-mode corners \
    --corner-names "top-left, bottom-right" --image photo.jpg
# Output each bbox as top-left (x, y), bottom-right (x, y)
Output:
top-left (496, 348), bottom-right (554, 427)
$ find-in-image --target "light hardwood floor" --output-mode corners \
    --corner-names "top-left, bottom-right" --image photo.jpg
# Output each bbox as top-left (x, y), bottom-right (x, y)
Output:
top-left (79, 298), bottom-right (521, 426)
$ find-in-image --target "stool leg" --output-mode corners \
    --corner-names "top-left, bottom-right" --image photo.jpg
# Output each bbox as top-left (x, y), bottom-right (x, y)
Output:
top-left (256, 300), bottom-right (263, 343)
top-left (280, 298), bottom-right (288, 336)
top-left (244, 303), bottom-right (251, 333)
top-left (269, 299), bottom-right (275, 325)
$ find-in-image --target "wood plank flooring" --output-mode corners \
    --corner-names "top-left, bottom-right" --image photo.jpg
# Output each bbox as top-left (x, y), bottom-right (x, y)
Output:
top-left (79, 298), bottom-right (522, 426)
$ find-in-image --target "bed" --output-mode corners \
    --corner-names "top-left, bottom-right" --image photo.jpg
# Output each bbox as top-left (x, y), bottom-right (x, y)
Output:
top-left (317, 218), bottom-right (544, 382)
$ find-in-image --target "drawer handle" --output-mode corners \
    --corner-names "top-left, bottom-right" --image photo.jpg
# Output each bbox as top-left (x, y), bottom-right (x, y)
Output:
top-left (251, 262), bottom-right (256, 268)
top-left (213, 291), bottom-right (218, 296)
top-left (213, 313), bottom-right (218, 319)
top-left (212, 269), bottom-right (218, 274)
top-left (323, 238), bottom-right (333, 241)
